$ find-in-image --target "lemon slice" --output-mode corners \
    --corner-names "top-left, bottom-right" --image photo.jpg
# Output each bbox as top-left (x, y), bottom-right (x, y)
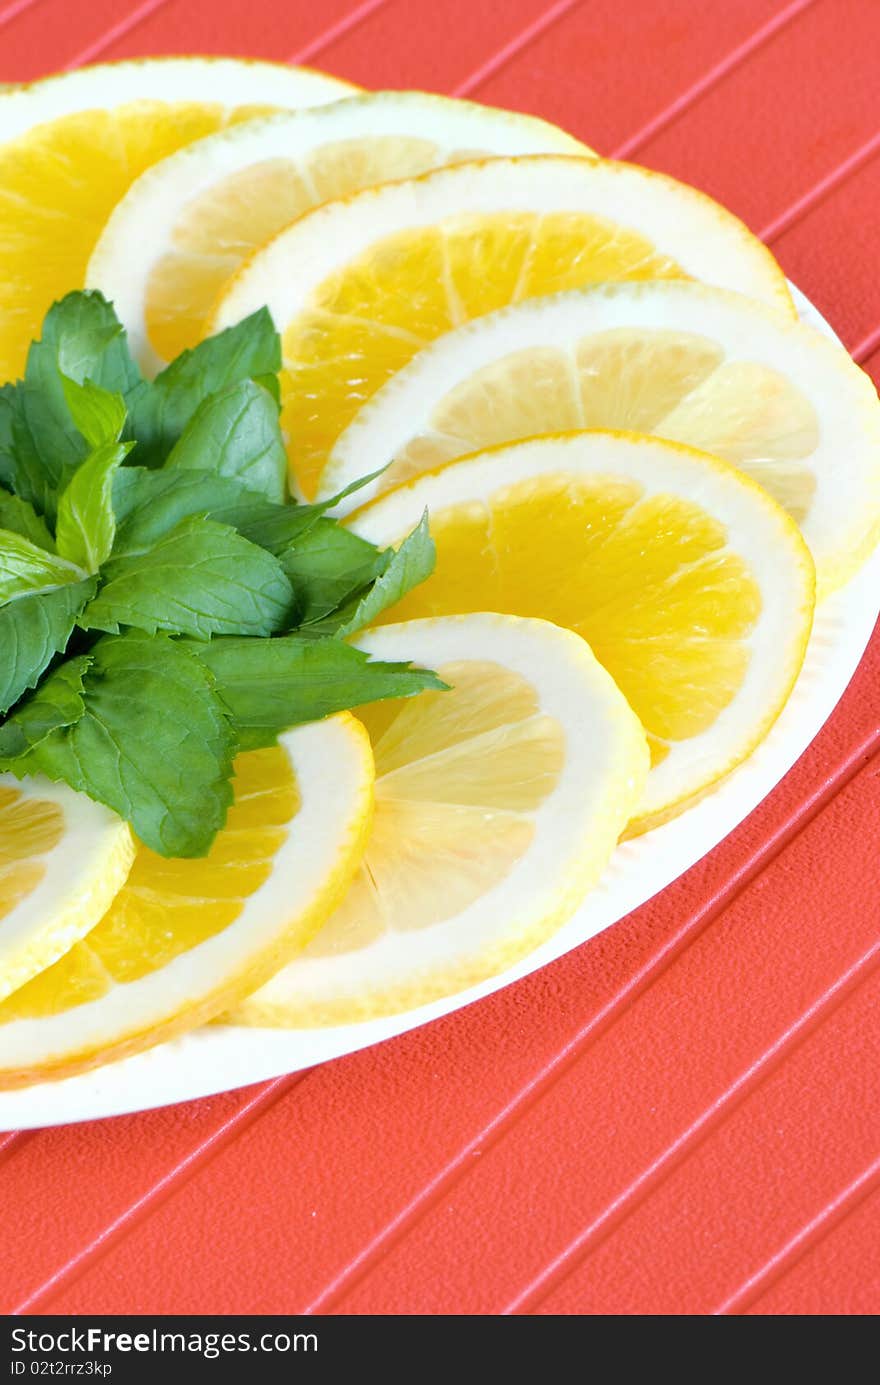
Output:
top-left (0, 776), bottom-right (133, 1004)
top-left (0, 715), bottom-right (372, 1087)
top-left (89, 91), bottom-right (591, 372)
top-left (230, 614), bottom-right (648, 1027)
top-left (346, 433), bottom-right (815, 832)
top-left (0, 56), bottom-right (355, 383)
top-left (210, 155), bottom-right (794, 500)
top-left (320, 282), bottom-right (880, 598)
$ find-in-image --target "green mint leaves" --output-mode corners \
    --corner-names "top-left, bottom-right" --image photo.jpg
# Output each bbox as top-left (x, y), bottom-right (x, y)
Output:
top-left (188, 635), bottom-right (446, 753)
top-left (0, 579), bottom-right (96, 716)
top-left (126, 308), bottom-right (281, 468)
top-left (61, 377), bottom-right (127, 449)
top-left (0, 655), bottom-right (91, 763)
top-left (3, 634), bottom-right (236, 858)
top-left (164, 379), bottom-right (287, 502)
top-left (317, 512), bottom-right (434, 638)
top-left (55, 441), bottom-right (132, 572)
top-left (0, 490), bottom-right (55, 550)
top-left (82, 517), bottom-right (296, 640)
top-left (0, 291), bottom-right (439, 856)
top-left (0, 529), bottom-right (85, 603)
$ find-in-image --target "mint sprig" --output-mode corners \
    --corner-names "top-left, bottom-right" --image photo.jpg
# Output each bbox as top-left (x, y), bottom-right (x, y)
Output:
top-left (187, 635), bottom-right (442, 753)
top-left (55, 441), bottom-right (132, 572)
top-left (3, 633), bottom-right (236, 859)
top-left (164, 378), bottom-right (287, 502)
top-left (0, 291), bottom-right (440, 856)
top-left (81, 516), bottom-right (296, 640)
top-left (0, 489), bottom-right (55, 550)
top-left (0, 579), bottom-right (96, 716)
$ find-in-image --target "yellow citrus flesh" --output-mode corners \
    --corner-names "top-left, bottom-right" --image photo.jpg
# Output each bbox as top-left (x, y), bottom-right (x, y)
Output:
top-left (0, 99), bottom-right (277, 382)
top-left (89, 93), bottom-right (591, 370)
top-left (281, 213), bottom-right (686, 496)
top-left (146, 137), bottom-right (502, 362)
top-left (272, 664), bottom-right (563, 1019)
top-left (347, 434), bottom-right (815, 831)
top-left (0, 777), bottom-right (135, 1004)
top-left (0, 785), bottom-right (63, 924)
top-left (330, 662), bottom-right (564, 942)
top-left (659, 360), bottom-right (819, 520)
top-left (0, 716), bottom-right (374, 1086)
top-left (230, 614), bottom-right (648, 1026)
top-left (325, 283), bottom-right (880, 597)
top-left (0, 745), bottom-right (297, 1021)
top-left (382, 475), bottom-right (759, 754)
top-left (385, 331), bottom-right (818, 521)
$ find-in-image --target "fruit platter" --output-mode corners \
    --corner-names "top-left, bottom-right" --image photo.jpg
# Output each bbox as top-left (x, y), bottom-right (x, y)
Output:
top-left (0, 57), bottom-right (877, 1126)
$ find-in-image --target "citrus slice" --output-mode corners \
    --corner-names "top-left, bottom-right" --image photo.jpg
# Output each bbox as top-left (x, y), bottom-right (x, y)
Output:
top-left (319, 282), bottom-right (880, 598)
top-left (0, 775), bottom-right (133, 1004)
top-left (0, 714), bottom-right (372, 1087)
top-left (89, 91), bottom-right (591, 372)
top-left (210, 155), bottom-right (794, 500)
top-left (346, 433), bottom-right (815, 832)
top-left (230, 614), bottom-right (648, 1027)
top-left (0, 56), bottom-right (355, 383)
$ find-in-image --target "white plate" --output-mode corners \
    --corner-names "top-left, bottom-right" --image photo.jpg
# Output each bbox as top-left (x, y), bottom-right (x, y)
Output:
top-left (1, 284), bottom-right (877, 1129)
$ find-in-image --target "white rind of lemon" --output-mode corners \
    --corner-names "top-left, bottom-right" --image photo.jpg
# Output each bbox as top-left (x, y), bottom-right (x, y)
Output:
top-left (0, 57), bottom-right (355, 142)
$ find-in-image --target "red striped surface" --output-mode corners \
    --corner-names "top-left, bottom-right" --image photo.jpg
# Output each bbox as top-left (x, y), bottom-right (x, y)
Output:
top-left (1, 0), bottom-right (879, 1316)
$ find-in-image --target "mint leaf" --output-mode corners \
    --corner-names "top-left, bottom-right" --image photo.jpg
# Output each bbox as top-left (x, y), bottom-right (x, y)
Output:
top-left (55, 441), bottom-right (132, 573)
top-left (0, 294), bottom-right (442, 860)
top-left (15, 632), bottom-right (235, 857)
top-left (32, 291), bottom-right (142, 398)
top-left (0, 293), bottom-right (142, 518)
top-left (323, 513), bottom-right (435, 637)
top-left (61, 376), bottom-right (126, 447)
top-left (109, 469), bottom-right (386, 629)
top-left (108, 473), bottom-right (392, 629)
top-left (189, 634), bottom-right (445, 751)
top-left (23, 291), bottom-right (141, 472)
top-left (81, 516), bottom-right (295, 639)
top-left (165, 379), bottom-right (287, 503)
top-left (0, 381), bottom-right (62, 517)
top-left (278, 520), bottom-right (387, 625)
top-left (112, 468), bottom-right (272, 554)
top-left (0, 578), bottom-right (96, 715)
top-left (20, 362), bottom-right (86, 486)
top-left (235, 470), bottom-right (388, 556)
top-left (128, 309), bottom-right (281, 468)
top-left (0, 489), bottom-right (54, 550)
top-left (0, 656), bottom-right (90, 762)
top-left (237, 502), bottom-right (328, 555)
top-left (0, 529), bottom-right (85, 603)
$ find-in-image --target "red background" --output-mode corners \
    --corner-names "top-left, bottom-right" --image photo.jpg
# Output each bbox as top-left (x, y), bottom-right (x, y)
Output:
top-left (2, 0), bottom-right (879, 1316)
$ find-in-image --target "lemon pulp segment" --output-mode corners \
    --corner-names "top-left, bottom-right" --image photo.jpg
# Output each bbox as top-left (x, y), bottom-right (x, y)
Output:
top-left (384, 329), bottom-right (819, 522)
top-left (0, 100), bottom-right (277, 381)
top-left (0, 786), bottom-right (63, 923)
top-left (0, 745), bottom-right (297, 1021)
top-left (281, 213), bottom-right (686, 495)
top-left (308, 660), bottom-right (563, 958)
top-left (371, 473), bottom-right (760, 760)
top-left (145, 137), bottom-right (499, 361)
top-left (230, 614), bottom-right (648, 1026)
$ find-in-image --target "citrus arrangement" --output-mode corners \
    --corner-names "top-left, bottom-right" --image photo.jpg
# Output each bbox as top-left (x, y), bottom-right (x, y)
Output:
top-left (0, 57), bottom-right (878, 1092)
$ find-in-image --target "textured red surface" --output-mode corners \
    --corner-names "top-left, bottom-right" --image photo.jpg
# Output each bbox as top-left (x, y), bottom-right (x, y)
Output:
top-left (1, 0), bottom-right (879, 1317)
